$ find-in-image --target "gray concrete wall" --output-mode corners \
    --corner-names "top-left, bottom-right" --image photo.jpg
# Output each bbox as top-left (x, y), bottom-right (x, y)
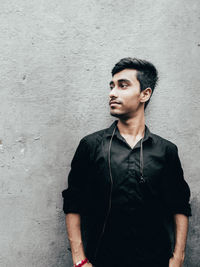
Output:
top-left (0, 0), bottom-right (199, 266)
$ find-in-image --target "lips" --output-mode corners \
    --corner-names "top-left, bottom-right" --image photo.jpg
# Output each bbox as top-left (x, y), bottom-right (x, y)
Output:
top-left (109, 101), bottom-right (121, 105)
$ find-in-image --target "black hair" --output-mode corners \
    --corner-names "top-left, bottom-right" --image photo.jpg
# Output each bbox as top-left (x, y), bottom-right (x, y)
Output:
top-left (111, 57), bottom-right (158, 109)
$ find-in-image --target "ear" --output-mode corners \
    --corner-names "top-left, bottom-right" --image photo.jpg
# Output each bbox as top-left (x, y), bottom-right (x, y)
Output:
top-left (140, 87), bottom-right (152, 103)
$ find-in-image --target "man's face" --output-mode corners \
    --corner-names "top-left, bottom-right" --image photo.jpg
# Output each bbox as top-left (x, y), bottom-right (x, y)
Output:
top-left (109, 69), bottom-right (144, 118)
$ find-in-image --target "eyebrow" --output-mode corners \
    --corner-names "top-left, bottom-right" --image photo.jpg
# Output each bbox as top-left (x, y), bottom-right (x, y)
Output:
top-left (109, 79), bottom-right (131, 86)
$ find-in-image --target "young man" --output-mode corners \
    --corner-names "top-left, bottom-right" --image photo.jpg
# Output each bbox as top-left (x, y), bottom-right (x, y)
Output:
top-left (62, 58), bottom-right (192, 267)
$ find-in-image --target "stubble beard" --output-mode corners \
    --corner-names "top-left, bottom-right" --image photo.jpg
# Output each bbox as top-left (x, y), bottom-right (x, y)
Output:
top-left (110, 110), bottom-right (130, 120)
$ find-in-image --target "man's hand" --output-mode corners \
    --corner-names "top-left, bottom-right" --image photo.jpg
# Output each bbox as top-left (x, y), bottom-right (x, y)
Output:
top-left (169, 253), bottom-right (184, 267)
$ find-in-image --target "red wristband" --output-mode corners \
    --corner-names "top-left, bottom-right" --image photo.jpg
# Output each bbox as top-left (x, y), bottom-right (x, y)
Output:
top-left (74, 258), bottom-right (88, 267)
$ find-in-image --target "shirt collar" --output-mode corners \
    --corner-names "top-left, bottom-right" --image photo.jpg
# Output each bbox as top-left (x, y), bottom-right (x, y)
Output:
top-left (104, 119), bottom-right (153, 143)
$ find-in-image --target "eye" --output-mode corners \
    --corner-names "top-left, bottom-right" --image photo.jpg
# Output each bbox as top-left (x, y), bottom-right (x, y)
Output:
top-left (119, 83), bottom-right (128, 88)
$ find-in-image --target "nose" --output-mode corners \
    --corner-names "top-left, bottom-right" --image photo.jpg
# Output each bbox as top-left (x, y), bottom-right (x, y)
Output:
top-left (109, 86), bottom-right (118, 98)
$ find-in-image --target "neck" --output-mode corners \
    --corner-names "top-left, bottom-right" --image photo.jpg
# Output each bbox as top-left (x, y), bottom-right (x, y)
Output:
top-left (117, 113), bottom-right (145, 139)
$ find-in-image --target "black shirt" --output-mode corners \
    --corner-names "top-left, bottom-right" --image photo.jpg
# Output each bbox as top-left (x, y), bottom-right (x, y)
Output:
top-left (62, 120), bottom-right (192, 266)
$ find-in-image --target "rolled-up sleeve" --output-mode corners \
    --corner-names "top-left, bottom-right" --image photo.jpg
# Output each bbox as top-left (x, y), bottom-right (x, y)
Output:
top-left (161, 144), bottom-right (192, 217)
top-left (62, 137), bottom-right (90, 214)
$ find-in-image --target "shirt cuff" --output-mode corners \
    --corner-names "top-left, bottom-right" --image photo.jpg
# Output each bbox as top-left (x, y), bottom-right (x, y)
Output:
top-left (62, 189), bottom-right (82, 214)
top-left (170, 203), bottom-right (192, 217)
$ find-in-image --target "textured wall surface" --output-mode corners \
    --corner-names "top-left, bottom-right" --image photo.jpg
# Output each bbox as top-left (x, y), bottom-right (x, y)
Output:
top-left (0, 0), bottom-right (199, 266)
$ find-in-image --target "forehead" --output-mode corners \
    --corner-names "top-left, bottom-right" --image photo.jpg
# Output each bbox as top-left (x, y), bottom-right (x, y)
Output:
top-left (112, 69), bottom-right (138, 83)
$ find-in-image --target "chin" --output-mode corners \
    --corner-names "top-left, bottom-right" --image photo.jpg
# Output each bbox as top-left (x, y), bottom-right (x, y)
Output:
top-left (110, 112), bottom-right (123, 118)
top-left (110, 111), bottom-right (131, 120)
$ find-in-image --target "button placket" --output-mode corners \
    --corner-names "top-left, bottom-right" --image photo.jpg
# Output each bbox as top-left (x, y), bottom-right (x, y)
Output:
top-left (127, 149), bottom-right (137, 178)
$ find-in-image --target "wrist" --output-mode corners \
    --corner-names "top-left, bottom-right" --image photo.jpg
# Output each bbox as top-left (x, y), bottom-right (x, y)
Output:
top-left (72, 254), bottom-right (86, 266)
top-left (71, 242), bottom-right (86, 264)
top-left (173, 250), bottom-right (185, 261)
top-left (73, 258), bottom-right (89, 267)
